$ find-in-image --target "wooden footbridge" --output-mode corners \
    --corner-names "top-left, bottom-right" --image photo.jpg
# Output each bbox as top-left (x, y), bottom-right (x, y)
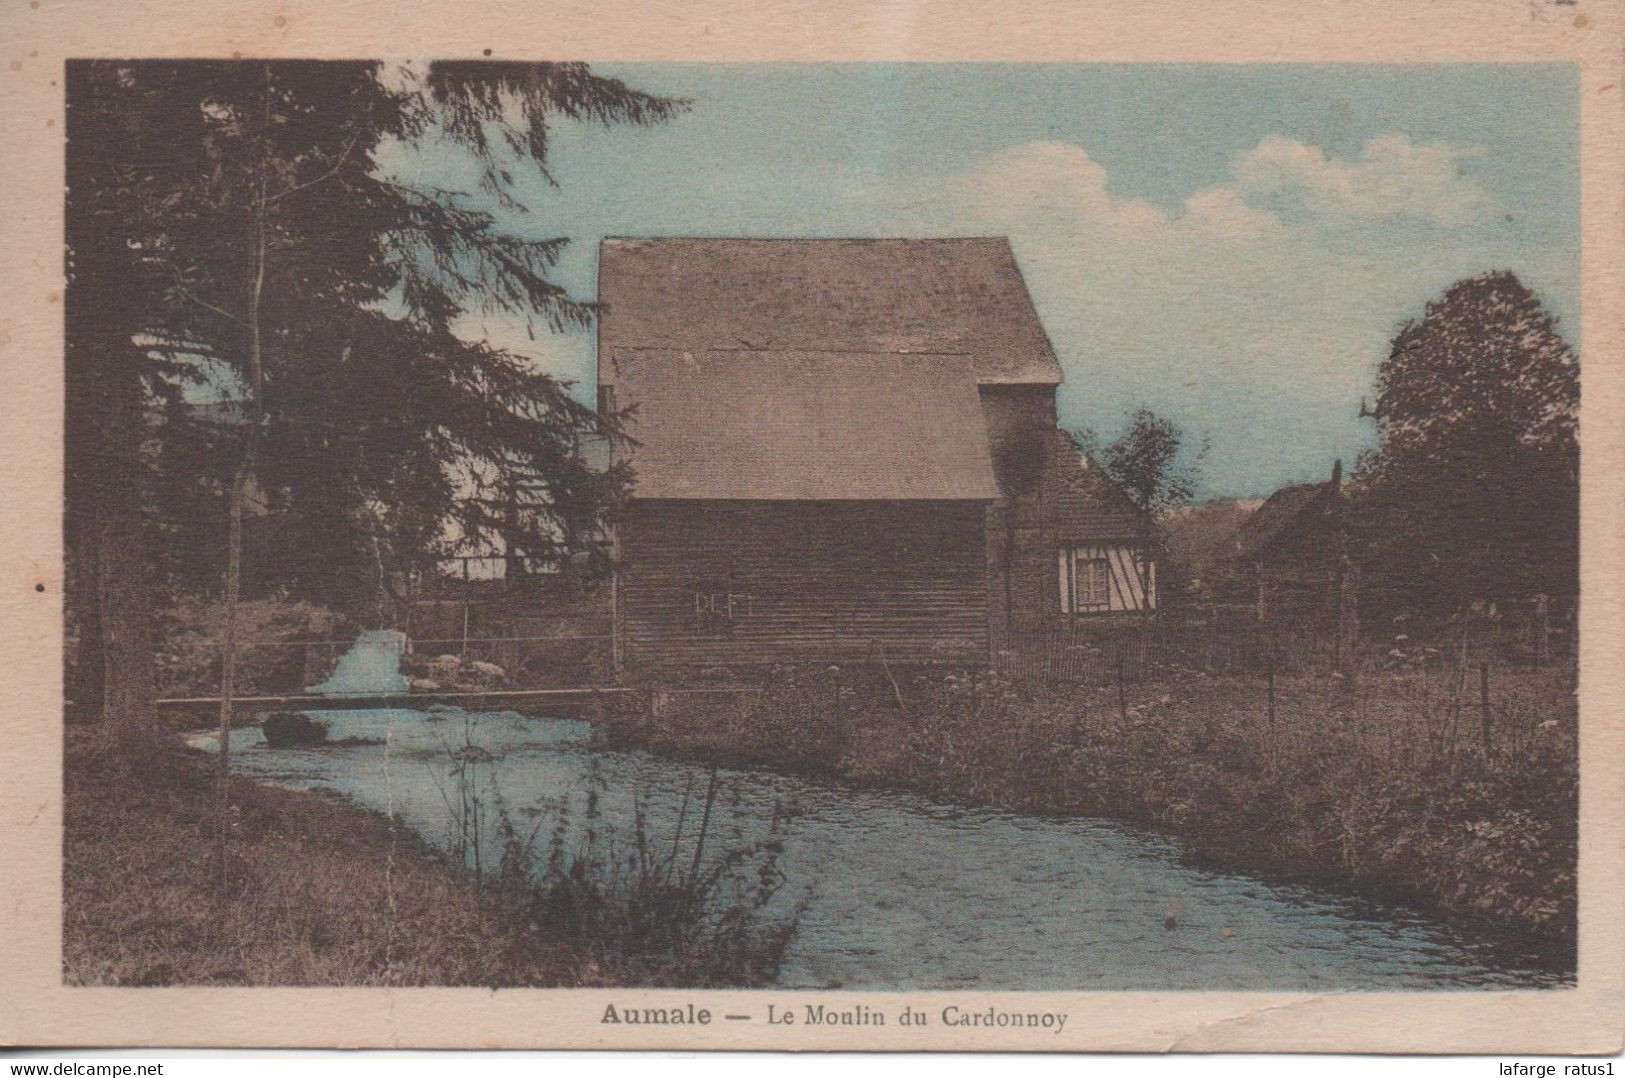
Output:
top-left (152, 686), bottom-right (633, 721)
top-left (146, 628), bottom-right (635, 721)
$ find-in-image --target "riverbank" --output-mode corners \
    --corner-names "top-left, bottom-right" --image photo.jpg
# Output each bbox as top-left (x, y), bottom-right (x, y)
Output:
top-left (595, 661), bottom-right (1577, 968)
top-left (63, 733), bottom-right (599, 985)
top-left (62, 730), bottom-right (792, 987)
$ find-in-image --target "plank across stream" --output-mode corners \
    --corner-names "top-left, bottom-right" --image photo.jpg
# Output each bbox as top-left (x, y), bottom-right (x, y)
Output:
top-left (154, 687), bottom-right (633, 718)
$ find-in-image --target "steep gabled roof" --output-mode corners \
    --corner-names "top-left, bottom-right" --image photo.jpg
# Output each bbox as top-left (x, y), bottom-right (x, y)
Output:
top-left (1042, 432), bottom-right (1150, 543)
top-left (607, 348), bottom-right (999, 501)
top-left (598, 237), bottom-right (1062, 386)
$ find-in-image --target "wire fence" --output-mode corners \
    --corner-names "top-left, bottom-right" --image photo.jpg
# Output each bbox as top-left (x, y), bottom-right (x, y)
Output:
top-left (154, 631), bottom-right (614, 698)
top-left (155, 637), bottom-right (354, 699)
top-left (991, 596), bottom-right (1572, 689)
top-left (146, 584), bottom-right (1572, 703)
top-left (401, 633), bottom-right (613, 689)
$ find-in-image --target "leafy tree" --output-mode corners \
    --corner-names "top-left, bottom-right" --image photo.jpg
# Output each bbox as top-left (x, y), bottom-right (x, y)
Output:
top-left (1074, 409), bottom-right (1207, 612)
top-left (65, 61), bottom-right (683, 757)
top-left (1370, 270), bottom-right (1577, 457)
top-left (1354, 270), bottom-right (1578, 616)
top-left (1077, 408), bottom-right (1207, 517)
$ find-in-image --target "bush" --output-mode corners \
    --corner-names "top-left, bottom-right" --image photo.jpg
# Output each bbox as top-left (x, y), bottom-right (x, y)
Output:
top-left (156, 598), bottom-right (352, 700)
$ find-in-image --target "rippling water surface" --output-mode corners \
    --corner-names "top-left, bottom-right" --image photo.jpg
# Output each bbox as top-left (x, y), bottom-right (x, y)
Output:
top-left (195, 708), bottom-right (1568, 990)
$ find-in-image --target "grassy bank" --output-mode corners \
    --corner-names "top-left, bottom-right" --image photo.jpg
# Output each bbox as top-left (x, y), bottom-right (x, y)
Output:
top-left (63, 732), bottom-right (794, 986)
top-left (596, 660), bottom-right (1577, 965)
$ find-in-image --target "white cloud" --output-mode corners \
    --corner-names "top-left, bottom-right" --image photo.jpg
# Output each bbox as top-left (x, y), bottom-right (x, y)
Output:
top-left (953, 140), bottom-right (1291, 245)
top-left (953, 141), bottom-right (1168, 237)
top-left (1173, 186), bottom-right (1286, 242)
top-left (913, 133), bottom-right (1554, 495)
top-left (1231, 133), bottom-right (1498, 227)
top-left (955, 132), bottom-right (1497, 239)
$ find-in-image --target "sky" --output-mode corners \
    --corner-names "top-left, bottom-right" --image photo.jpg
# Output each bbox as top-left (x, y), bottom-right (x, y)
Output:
top-left (394, 63), bottom-right (1580, 499)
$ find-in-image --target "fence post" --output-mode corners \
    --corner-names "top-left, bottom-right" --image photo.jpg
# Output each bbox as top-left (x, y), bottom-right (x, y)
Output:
top-left (831, 673), bottom-right (846, 758)
top-left (1115, 654), bottom-right (1127, 724)
top-left (1336, 558), bottom-right (1361, 688)
top-left (1266, 650), bottom-right (1276, 730)
top-left (1533, 593), bottom-right (1551, 665)
top-left (1479, 660), bottom-right (1493, 757)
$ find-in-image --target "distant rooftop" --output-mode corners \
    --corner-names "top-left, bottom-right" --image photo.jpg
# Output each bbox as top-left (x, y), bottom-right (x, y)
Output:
top-left (1237, 475), bottom-right (1341, 559)
top-left (597, 237), bottom-right (1062, 386)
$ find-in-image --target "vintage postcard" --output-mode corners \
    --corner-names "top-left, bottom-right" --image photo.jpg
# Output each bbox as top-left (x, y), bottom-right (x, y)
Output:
top-left (1, 0), bottom-right (1621, 1055)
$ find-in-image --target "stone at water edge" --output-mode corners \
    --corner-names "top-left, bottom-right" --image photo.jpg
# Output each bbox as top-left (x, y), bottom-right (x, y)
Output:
top-left (425, 655), bottom-right (462, 680)
top-left (409, 677), bottom-right (442, 692)
top-left (262, 712), bottom-right (330, 748)
top-left (448, 660), bottom-right (507, 692)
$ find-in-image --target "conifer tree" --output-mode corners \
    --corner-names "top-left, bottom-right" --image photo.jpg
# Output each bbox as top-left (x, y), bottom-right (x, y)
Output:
top-left (65, 61), bottom-right (683, 760)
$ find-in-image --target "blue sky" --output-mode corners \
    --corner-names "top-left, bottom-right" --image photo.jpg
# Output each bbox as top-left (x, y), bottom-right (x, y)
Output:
top-left (392, 63), bottom-right (1580, 498)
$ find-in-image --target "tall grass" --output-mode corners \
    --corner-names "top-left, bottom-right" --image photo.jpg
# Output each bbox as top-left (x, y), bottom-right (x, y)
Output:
top-left (64, 720), bottom-right (799, 987)
top-left (63, 733), bottom-right (596, 986)
top-left (600, 654), bottom-right (1577, 963)
top-left (427, 716), bottom-right (800, 986)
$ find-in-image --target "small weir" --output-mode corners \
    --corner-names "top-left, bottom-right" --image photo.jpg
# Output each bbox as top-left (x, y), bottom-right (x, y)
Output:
top-left (155, 628), bottom-right (628, 719)
top-left (305, 629), bottom-right (410, 695)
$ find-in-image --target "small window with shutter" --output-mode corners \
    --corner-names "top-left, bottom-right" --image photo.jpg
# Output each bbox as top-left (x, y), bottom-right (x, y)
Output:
top-left (1073, 556), bottom-right (1111, 611)
top-left (1060, 546), bottom-right (1156, 614)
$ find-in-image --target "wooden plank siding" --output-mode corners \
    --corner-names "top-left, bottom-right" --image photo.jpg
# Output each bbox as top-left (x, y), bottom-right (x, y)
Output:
top-left (616, 500), bottom-right (990, 669)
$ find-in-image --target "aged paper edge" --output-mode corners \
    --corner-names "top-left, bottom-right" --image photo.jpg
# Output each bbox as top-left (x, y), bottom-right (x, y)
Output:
top-left (0, 0), bottom-right (1620, 1054)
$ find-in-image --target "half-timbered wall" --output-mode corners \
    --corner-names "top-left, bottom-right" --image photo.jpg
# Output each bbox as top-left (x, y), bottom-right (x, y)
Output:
top-left (615, 500), bottom-right (989, 669)
top-left (1058, 544), bottom-right (1156, 614)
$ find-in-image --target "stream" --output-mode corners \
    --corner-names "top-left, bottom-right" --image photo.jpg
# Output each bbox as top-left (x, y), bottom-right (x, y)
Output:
top-left (192, 701), bottom-right (1568, 991)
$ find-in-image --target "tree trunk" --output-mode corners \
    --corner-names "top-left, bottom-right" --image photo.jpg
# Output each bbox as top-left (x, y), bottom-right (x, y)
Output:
top-left (1336, 557), bottom-right (1361, 688)
top-left (503, 485), bottom-right (523, 592)
top-left (65, 299), bottom-right (159, 755)
top-left (64, 515), bottom-right (105, 724)
top-left (1003, 499), bottom-right (1016, 641)
top-left (214, 63), bottom-right (272, 883)
top-left (95, 496), bottom-right (158, 759)
top-left (214, 466), bottom-right (247, 876)
top-left (1533, 592), bottom-right (1551, 665)
top-left (64, 60), bottom-right (162, 760)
